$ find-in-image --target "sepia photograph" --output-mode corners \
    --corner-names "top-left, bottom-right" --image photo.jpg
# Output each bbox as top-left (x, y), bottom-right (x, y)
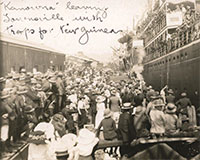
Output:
top-left (0, 0), bottom-right (200, 159)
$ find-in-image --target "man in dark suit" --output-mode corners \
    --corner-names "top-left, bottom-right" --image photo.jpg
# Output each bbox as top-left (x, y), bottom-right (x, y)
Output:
top-left (118, 103), bottom-right (136, 157)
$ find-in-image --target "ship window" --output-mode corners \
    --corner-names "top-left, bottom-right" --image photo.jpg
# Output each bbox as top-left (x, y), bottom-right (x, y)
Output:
top-left (177, 55), bottom-right (179, 59)
top-left (169, 58), bottom-right (171, 62)
top-left (166, 59), bottom-right (168, 63)
top-left (181, 53), bottom-right (183, 57)
top-left (173, 57), bottom-right (176, 60)
top-left (185, 52), bottom-right (188, 58)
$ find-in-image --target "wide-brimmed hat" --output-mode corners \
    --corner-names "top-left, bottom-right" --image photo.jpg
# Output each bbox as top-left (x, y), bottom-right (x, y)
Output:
top-left (0, 77), bottom-right (6, 83)
top-left (150, 91), bottom-right (160, 100)
top-left (96, 96), bottom-right (106, 103)
top-left (104, 108), bottom-right (112, 118)
top-left (54, 138), bottom-right (69, 157)
top-left (57, 72), bottom-right (63, 77)
top-left (6, 73), bottom-right (12, 79)
top-left (12, 73), bottom-right (20, 80)
top-left (30, 122), bottom-right (55, 144)
top-left (61, 133), bottom-right (77, 150)
top-left (168, 89), bottom-right (174, 94)
top-left (166, 103), bottom-right (176, 113)
top-left (0, 89), bottom-right (10, 99)
top-left (19, 76), bottom-right (26, 81)
top-left (24, 105), bottom-right (35, 113)
top-left (111, 89), bottom-right (117, 95)
top-left (35, 84), bottom-right (43, 91)
top-left (77, 128), bottom-right (96, 145)
top-left (121, 103), bottom-right (133, 110)
top-left (31, 78), bottom-right (37, 84)
top-left (21, 68), bottom-right (26, 73)
top-left (17, 86), bottom-right (28, 94)
top-left (52, 113), bottom-right (66, 123)
top-left (49, 76), bottom-right (56, 83)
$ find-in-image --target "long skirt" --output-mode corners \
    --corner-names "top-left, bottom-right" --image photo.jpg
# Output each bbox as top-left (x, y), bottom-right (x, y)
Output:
top-left (78, 109), bottom-right (88, 129)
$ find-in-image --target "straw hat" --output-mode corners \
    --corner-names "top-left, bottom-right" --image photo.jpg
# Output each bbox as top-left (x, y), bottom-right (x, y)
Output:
top-left (96, 96), bottom-right (106, 103)
top-left (57, 72), bottom-right (63, 77)
top-left (150, 91), bottom-right (160, 100)
top-left (21, 68), bottom-right (26, 73)
top-left (17, 86), bottom-right (28, 94)
top-left (54, 137), bottom-right (70, 157)
top-left (168, 89), bottom-right (174, 94)
top-left (0, 89), bottom-right (10, 99)
top-left (121, 103), bottom-right (133, 110)
top-left (35, 84), bottom-right (43, 91)
top-left (77, 128), bottom-right (96, 145)
top-left (19, 76), bottom-right (26, 81)
top-left (0, 77), bottom-right (6, 83)
top-left (166, 103), bottom-right (176, 113)
top-left (49, 76), bottom-right (56, 83)
top-left (31, 78), bottom-right (37, 84)
top-left (6, 73), bottom-right (12, 79)
top-left (77, 128), bottom-right (99, 156)
top-left (61, 133), bottom-right (77, 150)
top-left (30, 122), bottom-right (54, 144)
top-left (111, 89), bottom-right (117, 95)
top-left (104, 108), bottom-right (112, 118)
top-left (24, 105), bottom-right (35, 113)
top-left (12, 73), bottom-right (20, 80)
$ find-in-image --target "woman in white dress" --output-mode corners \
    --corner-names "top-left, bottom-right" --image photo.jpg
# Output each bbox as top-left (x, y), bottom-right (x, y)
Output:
top-left (95, 96), bottom-right (106, 129)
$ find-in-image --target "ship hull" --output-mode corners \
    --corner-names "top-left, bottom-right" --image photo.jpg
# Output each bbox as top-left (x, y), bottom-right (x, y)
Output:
top-left (143, 39), bottom-right (200, 107)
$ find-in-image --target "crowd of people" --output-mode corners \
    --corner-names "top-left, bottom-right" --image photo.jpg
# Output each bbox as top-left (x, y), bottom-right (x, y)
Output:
top-left (0, 64), bottom-right (199, 160)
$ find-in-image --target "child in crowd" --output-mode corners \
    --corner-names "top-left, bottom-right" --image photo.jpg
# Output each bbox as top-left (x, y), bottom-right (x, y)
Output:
top-left (96, 108), bottom-right (118, 157)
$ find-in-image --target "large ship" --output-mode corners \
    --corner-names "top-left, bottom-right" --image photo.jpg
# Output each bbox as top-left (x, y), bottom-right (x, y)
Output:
top-left (136, 0), bottom-right (200, 106)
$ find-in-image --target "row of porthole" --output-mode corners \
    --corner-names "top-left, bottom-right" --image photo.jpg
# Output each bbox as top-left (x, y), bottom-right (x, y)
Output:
top-left (147, 52), bottom-right (188, 68)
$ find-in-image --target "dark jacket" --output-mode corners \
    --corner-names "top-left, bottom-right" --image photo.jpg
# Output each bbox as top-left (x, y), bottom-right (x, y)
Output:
top-left (0, 100), bottom-right (14, 126)
top-left (109, 96), bottom-right (121, 112)
top-left (26, 86), bottom-right (40, 108)
top-left (96, 117), bottom-right (117, 140)
top-left (176, 97), bottom-right (192, 114)
top-left (166, 94), bottom-right (176, 104)
top-left (118, 112), bottom-right (136, 143)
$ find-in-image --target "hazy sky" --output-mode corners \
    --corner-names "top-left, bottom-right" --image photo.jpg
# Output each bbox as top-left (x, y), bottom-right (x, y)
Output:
top-left (0, 0), bottom-right (148, 62)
